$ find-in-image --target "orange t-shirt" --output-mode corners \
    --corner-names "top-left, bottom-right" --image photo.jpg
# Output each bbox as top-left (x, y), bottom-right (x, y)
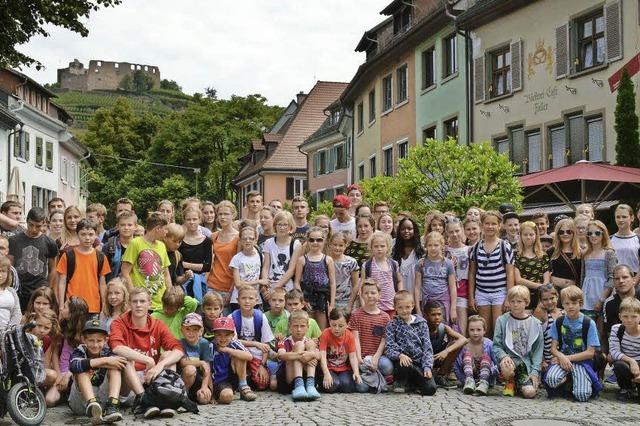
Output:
top-left (206, 233), bottom-right (238, 292)
top-left (56, 248), bottom-right (111, 313)
top-left (319, 328), bottom-right (356, 372)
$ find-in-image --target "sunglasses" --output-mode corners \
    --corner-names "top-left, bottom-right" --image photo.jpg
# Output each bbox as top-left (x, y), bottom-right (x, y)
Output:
top-left (557, 229), bottom-right (573, 236)
top-left (308, 238), bottom-right (324, 243)
top-left (586, 231), bottom-right (603, 237)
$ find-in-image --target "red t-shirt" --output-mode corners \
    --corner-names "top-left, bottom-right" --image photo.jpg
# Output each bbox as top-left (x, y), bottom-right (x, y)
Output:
top-left (319, 328), bottom-right (356, 372)
top-left (348, 308), bottom-right (390, 357)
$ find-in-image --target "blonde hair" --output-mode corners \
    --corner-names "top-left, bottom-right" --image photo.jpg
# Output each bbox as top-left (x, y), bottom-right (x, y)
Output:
top-left (467, 314), bottom-right (486, 332)
top-left (517, 221), bottom-right (543, 257)
top-left (393, 290), bottom-right (414, 305)
top-left (182, 206), bottom-right (202, 221)
top-left (237, 285), bottom-right (258, 298)
top-left (481, 210), bottom-right (502, 223)
top-left (274, 210), bottom-right (295, 230)
top-left (551, 218), bottom-right (581, 260)
top-left (424, 231), bottom-right (445, 247)
top-left (203, 292), bottom-right (224, 308)
top-left (560, 285), bottom-right (584, 304)
top-left (583, 220), bottom-right (613, 257)
top-left (216, 200), bottom-right (237, 219)
top-left (166, 223), bottom-right (185, 240)
top-left (615, 204), bottom-right (635, 225)
top-left (368, 230), bottom-right (392, 254)
top-left (288, 309), bottom-right (309, 326)
top-left (0, 256), bottom-right (12, 289)
top-left (162, 285), bottom-right (185, 309)
top-left (619, 298), bottom-right (640, 315)
top-left (507, 285), bottom-right (531, 304)
top-left (106, 278), bottom-right (129, 315)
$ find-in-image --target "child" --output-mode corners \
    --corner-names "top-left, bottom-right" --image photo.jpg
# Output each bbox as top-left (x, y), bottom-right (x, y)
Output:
top-left (201, 201), bottom-right (217, 234)
top-left (574, 215), bottom-right (590, 253)
top-left (349, 279), bottom-right (393, 393)
top-left (313, 215), bottom-right (331, 240)
top-left (104, 211), bottom-right (137, 283)
top-left (377, 213), bottom-right (395, 238)
top-left (532, 212), bottom-right (550, 239)
top-left (258, 206), bottom-right (276, 249)
top-left (465, 207), bottom-right (482, 223)
top-left (549, 218), bottom-right (582, 294)
top-left (276, 310), bottom-right (321, 401)
top-left (231, 286), bottom-right (274, 391)
top-left (328, 232), bottom-right (359, 311)
top-left (385, 291), bottom-right (436, 396)
top-left (533, 285), bottom-right (562, 372)
top-left (27, 309), bottom-right (61, 406)
top-left (363, 231), bottom-right (403, 316)
top-left (179, 207), bottom-right (212, 278)
top-left (23, 286), bottom-right (59, 319)
top-left (502, 212), bottom-right (520, 253)
top-left (263, 210), bottom-right (302, 299)
top-left (265, 286), bottom-right (288, 333)
top-left (415, 231), bottom-right (457, 324)
top-left (319, 308), bottom-right (361, 393)
top-left (545, 286), bottom-right (602, 402)
top-left (423, 301), bottom-right (467, 388)
top-left (275, 289), bottom-right (322, 339)
top-left (611, 204), bottom-right (640, 278)
top-left (210, 316), bottom-right (257, 403)
top-left (609, 298), bottom-right (640, 401)
top-left (426, 212), bottom-right (446, 236)
top-left (201, 292), bottom-right (224, 342)
top-left (492, 286), bottom-right (543, 398)
top-left (86, 203), bottom-right (107, 243)
top-left (454, 315), bottom-right (498, 396)
top-left (445, 219), bottom-right (470, 335)
top-left (68, 319), bottom-right (125, 423)
top-left (179, 313), bottom-right (213, 404)
top-left (392, 217), bottom-right (424, 298)
top-left (463, 218), bottom-right (480, 247)
top-left (294, 227), bottom-right (336, 330)
top-left (515, 221), bottom-right (551, 310)
top-left (345, 214), bottom-right (374, 268)
top-left (230, 225), bottom-right (266, 310)
top-left (151, 285), bottom-right (198, 339)
top-left (103, 278), bottom-right (129, 333)
top-left (163, 223), bottom-right (190, 286)
top-left (0, 256), bottom-right (21, 328)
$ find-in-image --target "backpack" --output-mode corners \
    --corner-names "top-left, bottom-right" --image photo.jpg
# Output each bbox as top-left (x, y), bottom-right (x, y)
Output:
top-left (141, 369), bottom-right (198, 414)
top-left (616, 324), bottom-right (626, 345)
top-left (554, 315), bottom-right (606, 373)
top-left (364, 258), bottom-right (399, 291)
top-left (182, 273), bottom-right (205, 304)
top-left (65, 248), bottom-right (106, 282)
top-left (105, 236), bottom-right (122, 280)
top-left (232, 308), bottom-right (263, 342)
top-left (471, 239), bottom-right (508, 268)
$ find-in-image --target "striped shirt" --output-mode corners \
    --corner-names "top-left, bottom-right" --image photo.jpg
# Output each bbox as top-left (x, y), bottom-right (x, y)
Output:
top-left (609, 324), bottom-right (640, 363)
top-left (348, 308), bottom-right (390, 357)
top-left (370, 258), bottom-right (398, 312)
top-left (542, 312), bottom-right (555, 363)
top-left (469, 239), bottom-right (514, 294)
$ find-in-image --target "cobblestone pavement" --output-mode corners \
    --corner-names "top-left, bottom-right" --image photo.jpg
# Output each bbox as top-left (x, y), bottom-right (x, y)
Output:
top-left (33, 385), bottom-right (640, 426)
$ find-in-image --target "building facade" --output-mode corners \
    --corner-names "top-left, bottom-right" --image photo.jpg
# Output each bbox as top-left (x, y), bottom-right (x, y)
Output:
top-left (57, 59), bottom-right (161, 92)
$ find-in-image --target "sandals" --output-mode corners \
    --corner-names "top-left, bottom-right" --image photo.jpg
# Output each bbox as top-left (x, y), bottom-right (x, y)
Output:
top-left (239, 386), bottom-right (257, 401)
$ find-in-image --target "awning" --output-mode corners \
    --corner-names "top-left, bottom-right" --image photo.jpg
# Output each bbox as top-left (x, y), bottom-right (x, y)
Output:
top-left (520, 200), bottom-right (619, 218)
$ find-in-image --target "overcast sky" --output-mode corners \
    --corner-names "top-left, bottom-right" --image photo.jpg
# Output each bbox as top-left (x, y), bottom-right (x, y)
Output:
top-left (19, 0), bottom-right (391, 106)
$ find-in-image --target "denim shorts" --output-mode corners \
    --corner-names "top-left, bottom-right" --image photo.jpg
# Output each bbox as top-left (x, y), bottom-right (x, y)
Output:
top-left (475, 288), bottom-right (506, 306)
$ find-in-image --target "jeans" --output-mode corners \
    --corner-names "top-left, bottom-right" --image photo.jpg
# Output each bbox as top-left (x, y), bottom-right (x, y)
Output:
top-left (355, 356), bottom-right (394, 393)
top-left (323, 370), bottom-right (355, 393)
top-left (393, 361), bottom-right (437, 396)
top-left (613, 360), bottom-right (640, 390)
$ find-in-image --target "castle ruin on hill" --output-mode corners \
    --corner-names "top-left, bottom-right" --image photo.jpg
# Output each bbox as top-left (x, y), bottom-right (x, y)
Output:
top-left (57, 59), bottom-right (161, 91)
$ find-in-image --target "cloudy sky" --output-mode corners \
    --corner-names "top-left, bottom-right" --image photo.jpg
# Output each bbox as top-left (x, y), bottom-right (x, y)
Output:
top-left (20, 0), bottom-right (391, 106)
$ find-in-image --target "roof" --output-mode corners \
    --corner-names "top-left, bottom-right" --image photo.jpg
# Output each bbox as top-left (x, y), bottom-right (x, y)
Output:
top-left (263, 133), bottom-right (282, 144)
top-left (5, 68), bottom-right (57, 98)
top-left (234, 81), bottom-right (348, 182)
top-left (520, 200), bottom-right (619, 217)
top-left (519, 162), bottom-right (640, 187)
top-left (251, 139), bottom-right (264, 151)
top-left (0, 102), bottom-right (20, 128)
top-left (380, 0), bottom-right (405, 15)
top-left (355, 17), bottom-right (393, 52)
top-left (456, 0), bottom-right (536, 29)
top-left (300, 116), bottom-right (340, 149)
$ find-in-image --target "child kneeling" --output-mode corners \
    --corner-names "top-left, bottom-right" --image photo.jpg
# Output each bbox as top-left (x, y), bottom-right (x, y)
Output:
top-left (609, 298), bottom-right (640, 401)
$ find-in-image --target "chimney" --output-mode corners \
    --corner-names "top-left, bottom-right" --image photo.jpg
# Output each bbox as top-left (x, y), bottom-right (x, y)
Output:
top-left (296, 91), bottom-right (307, 105)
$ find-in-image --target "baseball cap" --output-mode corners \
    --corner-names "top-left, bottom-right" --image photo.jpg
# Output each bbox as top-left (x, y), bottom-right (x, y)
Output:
top-left (82, 319), bottom-right (108, 335)
top-left (182, 312), bottom-right (203, 328)
top-left (332, 194), bottom-right (351, 209)
top-left (213, 316), bottom-right (235, 332)
top-left (503, 211), bottom-right (519, 222)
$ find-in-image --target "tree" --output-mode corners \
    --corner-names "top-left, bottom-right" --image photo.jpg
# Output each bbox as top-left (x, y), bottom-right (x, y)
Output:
top-left (614, 69), bottom-right (640, 167)
top-left (119, 74), bottom-right (133, 91)
top-left (160, 79), bottom-right (182, 92)
top-left (0, 0), bottom-right (121, 69)
top-left (132, 70), bottom-right (154, 93)
top-left (205, 86), bottom-right (218, 100)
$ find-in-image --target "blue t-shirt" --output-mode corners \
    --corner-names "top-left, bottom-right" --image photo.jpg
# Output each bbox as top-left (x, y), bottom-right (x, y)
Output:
top-left (416, 258), bottom-right (455, 299)
top-left (210, 339), bottom-right (247, 385)
top-left (180, 337), bottom-right (213, 362)
top-left (549, 313), bottom-right (600, 355)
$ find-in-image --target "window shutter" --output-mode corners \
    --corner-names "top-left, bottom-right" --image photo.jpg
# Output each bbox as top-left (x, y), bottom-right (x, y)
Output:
top-left (473, 56), bottom-right (485, 103)
top-left (13, 133), bottom-right (19, 157)
top-left (568, 115), bottom-right (585, 164)
top-left (605, 0), bottom-right (623, 63)
top-left (313, 153), bottom-right (318, 177)
top-left (25, 133), bottom-right (30, 161)
top-left (555, 23), bottom-right (569, 79)
top-left (587, 118), bottom-right (604, 162)
top-left (511, 128), bottom-right (526, 174)
top-left (510, 40), bottom-right (523, 92)
top-left (286, 177), bottom-right (294, 200)
top-left (328, 147), bottom-right (335, 173)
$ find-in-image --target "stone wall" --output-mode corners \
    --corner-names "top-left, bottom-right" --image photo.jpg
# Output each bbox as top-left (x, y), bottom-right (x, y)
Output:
top-left (57, 59), bottom-right (161, 91)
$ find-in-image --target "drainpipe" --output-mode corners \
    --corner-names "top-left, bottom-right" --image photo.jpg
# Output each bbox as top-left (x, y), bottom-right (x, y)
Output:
top-left (7, 97), bottom-right (25, 186)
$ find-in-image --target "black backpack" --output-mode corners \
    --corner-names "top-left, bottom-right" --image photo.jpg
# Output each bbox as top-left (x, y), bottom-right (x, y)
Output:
top-left (141, 369), bottom-right (198, 414)
top-left (555, 315), bottom-right (606, 373)
top-left (65, 248), bottom-right (106, 282)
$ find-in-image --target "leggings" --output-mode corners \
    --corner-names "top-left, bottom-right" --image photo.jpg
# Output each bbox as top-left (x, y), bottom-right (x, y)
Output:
top-left (462, 350), bottom-right (492, 381)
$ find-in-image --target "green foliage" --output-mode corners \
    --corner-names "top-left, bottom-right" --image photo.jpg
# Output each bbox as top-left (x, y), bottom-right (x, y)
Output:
top-left (0, 0), bottom-right (121, 69)
top-left (359, 176), bottom-right (401, 211)
top-left (615, 69), bottom-right (640, 167)
top-left (132, 70), bottom-right (154, 93)
top-left (309, 200), bottom-right (334, 224)
top-left (160, 79), bottom-right (182, 92)
top-left (119, 75), bottom-right (133, 91)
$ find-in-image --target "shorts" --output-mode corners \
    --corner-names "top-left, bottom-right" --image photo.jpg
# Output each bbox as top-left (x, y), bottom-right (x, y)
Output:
top-left (213, 375), bottom-right (238, 401)
top-left (187, 370), bottom-right (204, 402)
top-left (475, 288), bottom-right (506, 307)
top-left (302, 287), bottom-right (329, 313)
top-left (68, 378), bottom-right (109, 415)
top-left (247, 357), bottom-right (268, 390)
top-left (456, 279), bottom-right (469, 299)
top-left (456, 297), bottom-right (468, 308)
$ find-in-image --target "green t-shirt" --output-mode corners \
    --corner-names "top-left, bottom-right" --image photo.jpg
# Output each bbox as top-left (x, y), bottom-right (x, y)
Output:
top-left (151, 296), bottom-right (198, 339)
top-left (274, 315), bottom-right (321, 339)
top-left (265, 310), bottom-right (289, 333)
top-left (121, 236), bottom-right (171, 311)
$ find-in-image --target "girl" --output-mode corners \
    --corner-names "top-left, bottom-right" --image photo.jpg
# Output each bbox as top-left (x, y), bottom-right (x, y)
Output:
top-left (229, 225), bottom-right (267, 310)
top-left (103, 278), bottom-right (129, 332)
top-left (346, 184), bottom-right (364, 217)
top-left (415, 232), bottom-right (457, 324)
top-left (465, 207), bottom-right (483, 223)
top-left (328, 232), bottom-right (359, 312)
top-left (23, 287), bottom-right (59, 320)
top-left (514, 221), bottom-right (551, 310)
top-left (179, 207), bottom-right (213, 276)
top-left (313, 215), bottom-right (332, 241)
top-left (574, 214), bottom-right (590, 253)
top-left (27, 309), bottom-right (61, 407)
top-left (201, 201), bottom-right (217, 234)
top-left (533, 284), bottom-right (562, 372)
top-left (345, 214), bottom-right (375, 268)
top-left (611, 204), bottom-right (640, 278)
top-left (158, 199), bottom-right (175, 223)
top-left (463, 218), bottom-right (481, 247)
top-left (294, 227), bottom-right (336, 330)
top-left (264, 210), bottom-right (303, 299)
top-left (392, 217), bottom-right (425, 297)
top-left (47, 209), bottom-right (64, 242)
top-left (376, 212), bottom-right (395, 239)
top-left (446, 219), bottom-right (470, 335)
top-left (454, 315), bottom-right (497, 396)
top-left (56, 205), bottom-right (83, 253)
top-left (319, 308), bottom-right (361, 393)
top-left (207, 200), bottom-right (240, 307)
top-left (362, 231), bottom-right (403, 316)
top-left (355, 204), bottom-right (372, 217)
top-left (576, 203), bottom-right (595, 220)
top-left (258, 206), bottom-right (276, 248)
top-left (468, 211), bottom-right (515, 337)
top-left (0, 256), bottom-right (21, 329)
top-left (581, 220), bottom-right (616, 328)
top-left (549, 218), bottom-right (582, 293)
top-left (426, 211), bottom-right (446, 236)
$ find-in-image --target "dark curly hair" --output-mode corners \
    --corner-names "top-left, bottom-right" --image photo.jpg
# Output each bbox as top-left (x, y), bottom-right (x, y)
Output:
top-left (392, 217), bottom-right (424, 266)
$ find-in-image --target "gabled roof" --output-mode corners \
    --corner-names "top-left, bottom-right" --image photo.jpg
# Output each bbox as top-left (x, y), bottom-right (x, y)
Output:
top-left (355, 17), bottom-right (393, 52)
top-left (5, 68), bottom-right (57, 98)
top-left (263, 133), bottom-right (282, 144)
top-left (251, 139), bottom-right (264, 151)
top-left (380, 0), bottom-right (407, 15)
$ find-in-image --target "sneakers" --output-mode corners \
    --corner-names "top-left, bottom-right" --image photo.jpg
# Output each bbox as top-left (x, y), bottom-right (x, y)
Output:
top-left (292, 385), bottom-right (308, 401)
top-left (392, 383), bottom-right (406, 393)
top-left (86, 400), bottom-right (102, 425)
top-left (435, 375), bottom-right (458, 389)
top-left (143, 406), bottom-right (160, 419)
top-left (101, 400), bottom-right (123, 424)
top-left (306, 385), bottom-right (321, 401)
top-left (475, 379), bottom-right (489, 396)
top-left (239, 385), bottom-right (257, 401)
top-left (159, 408), bottom-right (176, 418)
top-left (463, 377), bottom-right (476, 395)
top-left (502, 380), bottom-right (515, 397)
top-left (605, 373), bottom-right (618, 385)
top-left (617, 388), bottom-right (633, 402)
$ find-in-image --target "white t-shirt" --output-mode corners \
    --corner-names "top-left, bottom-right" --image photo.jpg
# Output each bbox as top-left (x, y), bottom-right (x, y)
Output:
top-left (228, 311), bottom-right (274, 359)
top-left (229, 251), bottom-right (263, 304)
top-left (330, 217), bottom-right (356, 240)
top-left (611, 234), bottom-right (640, 274)
top-left (263, 237), bottom-right (301, 291)
top-left (0, 288), bottom-right (15, 329)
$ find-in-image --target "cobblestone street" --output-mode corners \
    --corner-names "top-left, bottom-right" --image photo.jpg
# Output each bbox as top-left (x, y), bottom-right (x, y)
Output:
top-left (39, 386), bottom-right (640, 426)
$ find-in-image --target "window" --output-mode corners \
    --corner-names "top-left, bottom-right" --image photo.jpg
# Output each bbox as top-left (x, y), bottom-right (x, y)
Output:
top-left (443, 34), bottom-right (458, 77)
top-left (526, 131), bottom-right (542, 173)
top-left (61, 157), bottom-right (68, 183)
top-left (398, 141), bottom-right (409, 159)
top-left (13, 131), bottom-right (29, 160)
top-left (31, 186), bottom-right (56, 209)
top-left (393, 4), bottom-right (413, 35)
top-left (587, 116), bottom-right (604, 161)
top-left (319, 150), bottom-right (327, 175)
top-left (396, 65), bottom-right (408, 104)
top-left (383, 147), bottom-right (393, 176)
top-left (549, 125), bottom-right (566, 168)
top-left (510, 127), bottom-right (526, 174)
top-left (369, 155), bottom-right (377, 178)
top-left (368, 90), bottom-right (375, 123)
top-left (490, 46), bottom-right (511, 98)
top-left (423, 126), bottom-right (436, 142)
top-left (286, 178), bottom-right (306, 199)
top-left (422, 46), bottom-right (436, 89)
top-left (577, 11), bottom-right (605, 71)
top-left (97, 61), bottom-right (102, 66)
top-left (382, 75), bottom-right (392, 112)
top-left (115, 63), bottom-right (119, 69)
top-left (70, 163), bottom-right (77, 188)
top-left (335, 143), bottom-right (346, 169)
top-left (358, 163), bottom-right (365, 181)
top-left (568, 114), bottom-right (585, 164)
top-left (443, 117), bottom-right (458, 140)
top-left (496, 138), bottom-right (509, 156)
top-left (45, 141), bottom-right (53, 171)
top-left (357, 102), bottom-right (364, 133)
top-left (329, 109), bottom-right (341, 125)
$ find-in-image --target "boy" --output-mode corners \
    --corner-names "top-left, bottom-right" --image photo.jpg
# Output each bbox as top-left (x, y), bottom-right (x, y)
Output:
top-left (385, 291), bottom-right (436, 396)
top-left (152, 285), bottom-right (198, 339)
top-left (104, 210), bottom-right (137, 282)
top-left (609, 298), bottom-right (640, 401)
top-left (492, 286), bottom-right (543, 398)
top-left (101, 198), bottom-right (135, 245)
top-left (86, 203), bottom-right (108, 244)
top-left (265, 286), bottom-right (288, 332)
top-left (545, 286), bottom-right (602, 402)
top-left (330, 195), bottom-right (356, 240)
top-left (275, 289), bottom-right (321, 339)
top-left (244, 190), bottom-right (263, 222)
top-left (57, 219), bottom-right (111, 315)
top-left (0, 200), bottom-right (24, 238)
top-left (532, 212), bottom-right (549, 238)
top-left (502, 212), bottom-right (520, 252)
top-left (179, 313), bottom-right (213, 404)
top-left (348, 279), bottom-right (393, 393)
top-left (423, 300), bottom-right (468, 389)
top-left (69, 319), bottom-right (126, 424)
top-left (120, 212), bottom-right (171, 311)
top-left (290, 196), bottom-right (310, 242)
top-left (230, 286), bottom-right (274, 391)
top-left (163, 223), bottom-right (191, 286)
top-left (211, 316), bottom-right (257, 403)
top-left (276, 310), bottom-right (321, 401)
top-left (201, 292), bottom-right (224, 342)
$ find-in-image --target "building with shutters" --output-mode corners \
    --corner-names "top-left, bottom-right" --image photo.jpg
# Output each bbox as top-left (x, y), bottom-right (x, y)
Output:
top-left (455, 0), bottom-right (630, 175)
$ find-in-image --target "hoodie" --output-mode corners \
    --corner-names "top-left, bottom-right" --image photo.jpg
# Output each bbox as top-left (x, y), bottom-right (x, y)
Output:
top-left (385, 314), bottom-right (433, 373)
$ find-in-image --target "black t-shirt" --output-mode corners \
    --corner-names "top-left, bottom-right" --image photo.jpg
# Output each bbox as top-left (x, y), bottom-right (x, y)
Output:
top-left (167, 251), bottom-right (185, 285)
top-left (548, 249), bottom-right (582, 284)
top-left (604, 289), bottom-right (640, 335)
top-left (0, 225), bottom-right (24, 239)
top-left (8, 232), bottom-right (57, 294)
top-left (178, 237), bottom-right (212, 273)
top-left (291, 224), bottom-right (309, 243)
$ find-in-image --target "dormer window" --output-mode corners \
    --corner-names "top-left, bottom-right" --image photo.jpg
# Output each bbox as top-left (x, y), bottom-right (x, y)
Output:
top-left (329, 109), bottom-right (341, 125)
top-left (393, 3), bottom-right (413, 35)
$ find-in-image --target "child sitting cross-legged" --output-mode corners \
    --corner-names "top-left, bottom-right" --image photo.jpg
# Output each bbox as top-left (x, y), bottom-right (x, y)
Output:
top-left (609, 298), bottom-right (640, 401)
top-left (276, 310), bottom-right (321, 401)
top-left (454, 315), bottom-right (498, 396)
top-left (179, 313), bottom-right (212, 405)
top-left (319, 308), bottom-right (361, 393)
